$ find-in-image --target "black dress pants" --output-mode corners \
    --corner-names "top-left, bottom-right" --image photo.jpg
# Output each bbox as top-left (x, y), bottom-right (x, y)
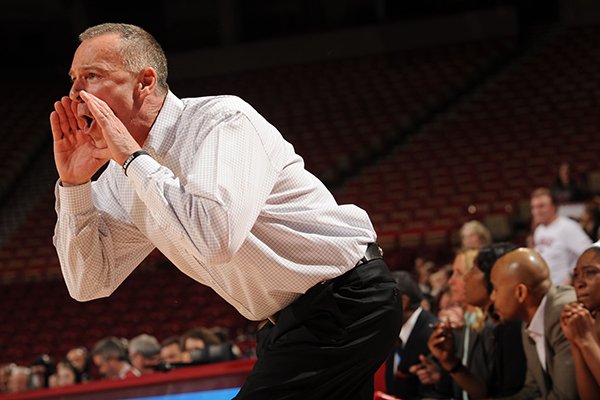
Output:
top-left (234, 259), bottom-right (402, 400)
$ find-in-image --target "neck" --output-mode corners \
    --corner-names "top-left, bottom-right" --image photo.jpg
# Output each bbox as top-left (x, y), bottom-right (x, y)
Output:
top-left (524, 292), bottom-right (546, 324)
top-left (545, 214), bottom-right (559, 226)
top-left (129, 93), bottom-right (167, 146)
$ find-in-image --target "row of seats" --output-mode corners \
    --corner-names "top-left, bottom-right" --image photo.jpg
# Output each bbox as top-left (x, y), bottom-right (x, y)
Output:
top-left (0, 264), bottom-right (252, 366)
top-left (332, 25), bottom-right (600, 258)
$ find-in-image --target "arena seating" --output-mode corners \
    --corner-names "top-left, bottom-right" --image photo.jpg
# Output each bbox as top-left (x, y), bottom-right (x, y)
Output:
top-left (0, 262), bottom-right (252, 366)
top-left (332, 24), bottom-right (600, 267)
top-left (4, 23), bottom-right (600, 370)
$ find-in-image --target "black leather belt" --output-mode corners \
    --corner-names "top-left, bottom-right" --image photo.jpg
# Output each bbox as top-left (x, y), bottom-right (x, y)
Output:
top-left (355, 243), bottom-right (383, 267)
top-left (259, 243), bottom-right (384, 329)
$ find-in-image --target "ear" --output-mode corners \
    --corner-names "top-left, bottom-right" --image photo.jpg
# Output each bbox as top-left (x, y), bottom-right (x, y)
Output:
top-left (401, 294), bottom-right (410, 311)
top-left (137, 67), bottom-right (158, 98)
top-left (515, 283), bottom-right (528, 303)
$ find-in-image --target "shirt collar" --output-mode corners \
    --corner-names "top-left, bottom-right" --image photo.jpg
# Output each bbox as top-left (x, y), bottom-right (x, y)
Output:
top-left (400, 306), bottom-right (423, 345)
top-left (526, 294), bottom-right (548, 339)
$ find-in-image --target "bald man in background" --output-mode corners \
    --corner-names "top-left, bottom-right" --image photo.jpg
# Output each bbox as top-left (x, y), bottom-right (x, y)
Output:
top-left (490, 248), bottom-right (577, 400)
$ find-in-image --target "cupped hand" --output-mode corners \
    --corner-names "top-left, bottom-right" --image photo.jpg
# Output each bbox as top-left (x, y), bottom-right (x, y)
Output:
top-left (50, 96), bottom-right (110, 186)
top-left (79, 91), bottom-right (141, 166)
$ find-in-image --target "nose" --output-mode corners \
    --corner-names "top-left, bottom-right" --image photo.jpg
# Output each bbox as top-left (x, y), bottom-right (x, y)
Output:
top-left (573, 277), bottom-right (585, 290)
top-left (69, 79), bottom-right (84, 102)
top-left (490, 290), bottom-right (496, 303)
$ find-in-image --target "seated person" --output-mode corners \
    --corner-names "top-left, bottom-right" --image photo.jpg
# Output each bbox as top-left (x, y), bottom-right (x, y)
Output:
top-left (385, 271), bottom-right (445, 399)
top-left (128, 334), bottom-right (161, 374)
top-left (54, 360), bottom-right (81, 387)
top-left (91, 337), bottom-right (140, 380)
top-left (491, 247), bottom-right (577, 399)
top-left (411, 243), bottom-right (526, 399)
top-left (560, 244), bottom-right (600, 400)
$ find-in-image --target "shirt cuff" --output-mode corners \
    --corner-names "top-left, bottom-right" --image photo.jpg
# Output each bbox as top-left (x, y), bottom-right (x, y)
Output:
top-left (57, 180), bottom-right (95, 214)
top-left (125, 153), bottom-right (163, 188)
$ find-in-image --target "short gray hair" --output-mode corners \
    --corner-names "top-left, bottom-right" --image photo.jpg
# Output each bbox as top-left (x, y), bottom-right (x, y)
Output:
top-left (129, 334), bottom-right (161, 359)
top-left (79, 23), bottom-right (168, 95)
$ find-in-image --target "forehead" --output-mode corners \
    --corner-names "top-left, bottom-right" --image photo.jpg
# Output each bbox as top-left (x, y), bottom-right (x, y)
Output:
top-left (531, 195), bottom-right (551, 205)
top-left (576, 250), bottom-right (600, 268)
top-left (490, 261), bottom-right (508, 281)
top-left (70, 33), bottom-right (124, 73)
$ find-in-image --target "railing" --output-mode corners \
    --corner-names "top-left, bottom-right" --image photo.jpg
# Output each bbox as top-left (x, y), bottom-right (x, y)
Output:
top-left (1, 359), bottom-right (256, 400)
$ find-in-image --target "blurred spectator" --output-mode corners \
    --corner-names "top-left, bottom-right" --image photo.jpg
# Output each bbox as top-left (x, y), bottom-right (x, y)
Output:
top-left (180, 327), bottom-right (222, 363)
top-left (66, 347), bottom-right (91, 382)
top-left (435, 286), bottom-right (463, 328)
top-left (29, 354), bottom-right (55, 390)
top-left (181, 327), bottom-right (222, 351)
top-left (55, 360), bottom-right (81, 387)
top-left (531, 187), bottom-right (592, 284)
top-left (580, 202), bottom-right (600, 242)
top-left (437, 250), bottom-right (478, 328)
top-left (209, 326), bottom-right (233, 344)
top-left (91, 337), bottom-right (140, 380)
top-left (551, 162), bottom-right (585, 204)
top-left (1, 363), bottom-right (15, 394)
top-left (129, 334), bottom-right (161, 374)
top-left (428, 266), bottom-right (449, 298)
top-left (459, 221), bottom-right (492, 250)
top-left (7, 366), bottom-right (30, 393)
top-left (386, 271), bottom-right (444, 399)
top-left (560, 245), bottom-right (600, 399)
top-left (160, 336), bottom-right (183, 364)
top-left (414, 257), bottom-right (433, 295)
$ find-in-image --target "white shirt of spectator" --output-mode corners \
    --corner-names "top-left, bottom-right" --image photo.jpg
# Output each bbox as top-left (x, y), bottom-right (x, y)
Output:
top-left (54, 92), bottom-right (376, 321)
top-left (533, 215), bottom-right (592, 284)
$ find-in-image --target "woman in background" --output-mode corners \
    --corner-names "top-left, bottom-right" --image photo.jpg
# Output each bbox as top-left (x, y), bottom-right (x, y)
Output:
top-left (560, 244), bottom-right (600, 400)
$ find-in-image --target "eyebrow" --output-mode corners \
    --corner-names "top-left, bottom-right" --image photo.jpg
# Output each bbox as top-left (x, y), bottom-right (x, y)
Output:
top-left (68, 65), bottom-right (112, 79)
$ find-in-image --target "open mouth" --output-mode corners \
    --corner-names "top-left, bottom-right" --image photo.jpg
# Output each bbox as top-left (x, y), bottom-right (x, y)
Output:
top-left (83, 115), bottom-right (93, 128)
top-left (81, 114), bottom-right (97, 135)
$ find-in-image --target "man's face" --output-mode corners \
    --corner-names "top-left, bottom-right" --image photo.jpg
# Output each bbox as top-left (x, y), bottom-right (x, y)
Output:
top-left (572, 250), bottom-right (600, 312)
top-left (490, 264), bottom-right (520, 322)
top-left (129, 353), bottom-right (145, 372)
top-left (66, 349), bottom-right (85, 372)
top-left (68, 33), bottom-right (139, 146)
top-left (530, 194), bottom-right (556, 226)
top-left (184, 337), bottom-right (205, 352)
top-left (93, 355), bottom-right (117, 379)
top-left (160, 343), bottom-right (182, 364)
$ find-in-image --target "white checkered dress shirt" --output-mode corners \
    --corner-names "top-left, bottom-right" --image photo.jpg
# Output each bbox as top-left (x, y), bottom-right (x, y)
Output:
top-left (54, 91), bottom-right (376, 321)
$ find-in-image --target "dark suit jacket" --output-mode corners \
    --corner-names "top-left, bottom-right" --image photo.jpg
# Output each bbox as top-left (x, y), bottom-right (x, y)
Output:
top-left (452, 317), bottom-right (526, 399)
top-left (385, 309), bottom-right (445, 399)
top-left (501, 285), bottom-right (578, 400)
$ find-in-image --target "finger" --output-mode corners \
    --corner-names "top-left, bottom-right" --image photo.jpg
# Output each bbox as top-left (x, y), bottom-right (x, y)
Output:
top-left (50, 112), bottom-right (63, 142)
top-left (80, 90), bottom-right (112, 123)
top-left (70, 99), bottom-right (86, 130)
top-left (60, 96), bottom-right (79, 133)
top-left (53, 101), bottom-right (72, 137)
